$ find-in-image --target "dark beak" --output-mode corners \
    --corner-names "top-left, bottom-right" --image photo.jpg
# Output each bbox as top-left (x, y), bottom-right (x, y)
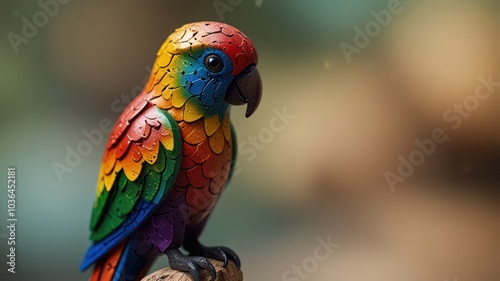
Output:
top-left (225, 65), bottom-right (262, 118)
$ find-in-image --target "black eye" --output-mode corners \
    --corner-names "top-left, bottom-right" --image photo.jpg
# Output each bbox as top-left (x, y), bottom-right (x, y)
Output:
top-left (204, 54), bottom-right (224, 73)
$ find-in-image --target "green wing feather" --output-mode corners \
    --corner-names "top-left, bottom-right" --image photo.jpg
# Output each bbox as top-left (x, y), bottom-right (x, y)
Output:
top-left (89, 105), bottom-right (182, 242)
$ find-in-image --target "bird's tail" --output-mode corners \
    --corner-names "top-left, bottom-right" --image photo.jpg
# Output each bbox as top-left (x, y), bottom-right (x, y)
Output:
top-left (89, 239), bottom-right (155, 281)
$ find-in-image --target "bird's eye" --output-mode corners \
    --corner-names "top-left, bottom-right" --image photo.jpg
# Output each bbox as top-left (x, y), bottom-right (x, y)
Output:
top-left (204, 54), bottom-right (224, 73)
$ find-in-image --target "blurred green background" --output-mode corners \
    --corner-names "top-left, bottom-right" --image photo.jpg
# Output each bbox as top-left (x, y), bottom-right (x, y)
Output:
top-left (1, 0), bottom-right (500, 280)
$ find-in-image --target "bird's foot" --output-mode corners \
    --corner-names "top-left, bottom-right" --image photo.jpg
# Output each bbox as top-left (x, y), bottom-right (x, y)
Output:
top-left (184, 239), bottom-right (241, 270)
top-left (166, 248), bottom-right (216, 281)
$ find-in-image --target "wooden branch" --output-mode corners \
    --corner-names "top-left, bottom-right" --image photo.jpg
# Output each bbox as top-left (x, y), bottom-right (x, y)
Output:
top-left (141, 259), bottom-right (243, 281)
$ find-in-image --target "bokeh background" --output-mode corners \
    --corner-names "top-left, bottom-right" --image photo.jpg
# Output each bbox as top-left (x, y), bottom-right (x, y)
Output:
top-left (1, 0), bottom-right (500, 280)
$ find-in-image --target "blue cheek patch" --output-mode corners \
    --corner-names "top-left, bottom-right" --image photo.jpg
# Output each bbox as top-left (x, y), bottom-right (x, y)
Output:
top-left (199, 79), bottom-right (217, 106)
top-left (186, 77), bottom-right (207, 96)
top-left (179, 49), bottom-right (234, 115)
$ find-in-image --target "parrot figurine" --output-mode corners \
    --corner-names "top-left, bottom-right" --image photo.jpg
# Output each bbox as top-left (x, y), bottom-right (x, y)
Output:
top-left (80, 21), bottom-right (262, 281)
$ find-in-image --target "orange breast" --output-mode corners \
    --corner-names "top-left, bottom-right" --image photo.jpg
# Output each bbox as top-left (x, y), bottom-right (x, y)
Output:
top-left (169, 111), bottom-right (234, 229)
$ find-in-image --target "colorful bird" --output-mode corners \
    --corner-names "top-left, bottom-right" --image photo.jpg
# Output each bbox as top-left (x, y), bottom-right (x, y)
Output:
top-left (80, 21), bottom-right (262, 281)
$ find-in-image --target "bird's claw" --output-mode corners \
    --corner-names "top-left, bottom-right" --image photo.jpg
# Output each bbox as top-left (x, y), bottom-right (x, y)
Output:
top-left (185, 240), bottom-right (241, 270)
top-left (201, 246), bottom-right (240, 270)
top-left (166, 248), bottom-right (216, 281)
